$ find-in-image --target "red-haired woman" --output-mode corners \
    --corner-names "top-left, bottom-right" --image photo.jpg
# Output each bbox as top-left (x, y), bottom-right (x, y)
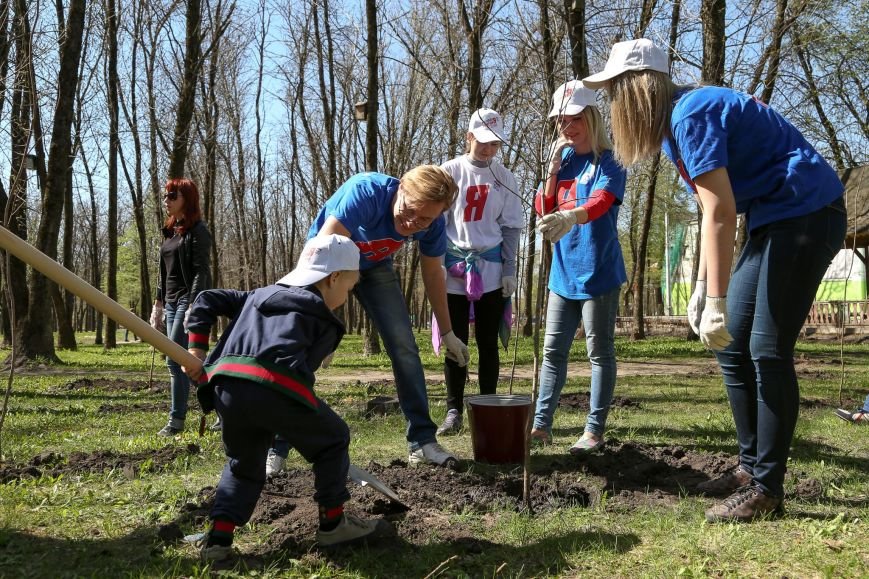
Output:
top-left (150, 178), bottom-right (213, 436)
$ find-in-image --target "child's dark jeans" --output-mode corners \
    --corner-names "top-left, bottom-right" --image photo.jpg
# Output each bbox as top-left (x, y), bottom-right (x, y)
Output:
top-left (209, 376), bottom-right (351, 525)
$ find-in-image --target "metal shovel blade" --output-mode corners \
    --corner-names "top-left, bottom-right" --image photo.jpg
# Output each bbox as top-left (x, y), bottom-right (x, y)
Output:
top-left (348, 464), bottom-right (406, 507)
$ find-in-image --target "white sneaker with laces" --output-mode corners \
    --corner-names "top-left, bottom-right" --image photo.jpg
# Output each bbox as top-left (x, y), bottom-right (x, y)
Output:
top-left (408, 441), bottom-right (458, 467)
top-left (265, 453), bottom-right (286, 477)
top-left (316, 514), bottom-right (394, 547)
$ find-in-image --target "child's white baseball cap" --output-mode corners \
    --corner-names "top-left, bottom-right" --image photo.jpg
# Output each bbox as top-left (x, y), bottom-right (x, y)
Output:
top-left (582, 38), bottom-right (669, 89)
top-left (468, 108), bottom-right (509, 144)
top-left (548, 80), bottom-right (597, 118)
top-left (277, 234), bottom-right (360, 287)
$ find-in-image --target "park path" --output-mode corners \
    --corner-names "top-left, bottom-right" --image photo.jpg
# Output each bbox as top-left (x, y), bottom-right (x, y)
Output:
top-left (316, 357), bottom-right (719, 385)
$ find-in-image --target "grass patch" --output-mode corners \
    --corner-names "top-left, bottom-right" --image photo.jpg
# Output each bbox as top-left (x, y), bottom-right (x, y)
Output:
top-left (0, 335), bottom-right (866, 577)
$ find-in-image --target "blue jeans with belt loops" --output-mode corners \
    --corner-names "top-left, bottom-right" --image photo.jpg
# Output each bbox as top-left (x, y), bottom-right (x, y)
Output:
top-left (715, 198), bottom-right (846, 498)
top-left (354, 261), bottom-right (438, 449)
top-left (533, 287), bottom-right (620, 437)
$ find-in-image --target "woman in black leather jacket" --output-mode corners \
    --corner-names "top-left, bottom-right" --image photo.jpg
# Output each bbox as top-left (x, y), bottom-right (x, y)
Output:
top-left (150, 178), bottom-right (212, 436)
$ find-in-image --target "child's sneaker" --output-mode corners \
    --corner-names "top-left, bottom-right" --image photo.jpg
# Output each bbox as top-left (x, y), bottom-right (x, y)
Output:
top-left (265, 452), bottom-right (286, 477)
top-left (408, 442), bottom-right (458, 468)
top-left (200, 543), bottom-right (233, 562)
top-left (316, 514), bottom-right (394, 547)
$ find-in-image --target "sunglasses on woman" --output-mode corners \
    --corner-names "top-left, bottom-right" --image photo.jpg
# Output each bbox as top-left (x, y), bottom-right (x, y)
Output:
top-left (163, 190), bottom-right (181, 201)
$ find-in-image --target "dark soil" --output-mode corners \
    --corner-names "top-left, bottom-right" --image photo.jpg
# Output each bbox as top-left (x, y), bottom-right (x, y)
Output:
top-left (168, 440), bottom-right (826, 567)
top-left (0, 444), bottom-right (200, 483)
top-left (800, 396), bottom-right (861, 410)
top-left (52, 377), bottom-right (163, 394)
top-left (97, 401), bottom-right (166, 414)
top-left (558, 392), bottom-right (641, 411)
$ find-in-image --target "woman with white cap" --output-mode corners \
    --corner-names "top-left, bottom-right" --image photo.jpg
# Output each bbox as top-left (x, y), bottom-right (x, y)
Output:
top-left (435, 109), bottom-right (524, 435)
top-left (583, 38), bottom-right (845, 522)
top-left (530, 81), bottom-right (627, 454)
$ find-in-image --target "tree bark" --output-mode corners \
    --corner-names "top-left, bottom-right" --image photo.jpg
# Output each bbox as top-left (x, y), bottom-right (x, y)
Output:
top-left (17, 0), bottom-right (86, 362)
top-left (168, 0), bottom-right (202, 178)
top-left (564, 0), bottom-right (589, 78)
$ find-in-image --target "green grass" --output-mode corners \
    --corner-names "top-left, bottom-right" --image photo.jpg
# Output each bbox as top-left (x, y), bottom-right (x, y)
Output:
top-left (0, 334), bottom-right (867, 577)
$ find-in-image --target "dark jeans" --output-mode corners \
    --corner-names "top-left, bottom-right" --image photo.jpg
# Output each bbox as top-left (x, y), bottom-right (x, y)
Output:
top-left (444, 289), bottom-right (506, 413)
top-left (210, 377), bottom-right (350, 525)
top-left (164, 297), bottom-right (190, 421)
top-left (716, 198), bottom-right (846, 497)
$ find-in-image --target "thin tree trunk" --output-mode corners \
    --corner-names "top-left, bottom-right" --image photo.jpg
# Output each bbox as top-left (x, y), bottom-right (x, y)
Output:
top-left (168, 0), bottom-right (202, 178)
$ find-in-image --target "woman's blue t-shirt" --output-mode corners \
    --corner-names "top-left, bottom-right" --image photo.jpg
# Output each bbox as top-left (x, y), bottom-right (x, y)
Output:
top-left (661, 86), bottom-right (843, 231)
top-left (549, 149), bottom-right (627, 300)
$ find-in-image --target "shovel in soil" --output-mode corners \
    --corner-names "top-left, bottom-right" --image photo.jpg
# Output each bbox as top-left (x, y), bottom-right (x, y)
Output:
top-left (348, 464), bottom-right (408, 509)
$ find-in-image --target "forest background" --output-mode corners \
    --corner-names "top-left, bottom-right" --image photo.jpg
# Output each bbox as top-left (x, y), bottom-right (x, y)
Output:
top-left (0, 0), bottom-right (866, 363)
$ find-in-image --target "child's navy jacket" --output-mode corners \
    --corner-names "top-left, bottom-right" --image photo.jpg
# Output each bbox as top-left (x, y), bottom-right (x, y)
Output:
top-left (186, 284), bottom-right (345, 411)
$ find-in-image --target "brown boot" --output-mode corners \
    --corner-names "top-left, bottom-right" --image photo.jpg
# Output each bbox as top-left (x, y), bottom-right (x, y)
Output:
top-left (696, 466), bottom-right (752, 496)
top-left (705, 485), bottom-right (783, 523)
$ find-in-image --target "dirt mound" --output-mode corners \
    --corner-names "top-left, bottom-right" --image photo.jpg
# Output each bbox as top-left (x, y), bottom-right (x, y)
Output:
top-left (52, 377), bottom-right (161, 394)
top-left (558, 392), bottom-right (641, 411)
top-left (0, 444), bottom-right (200, 483)
top-left (800, 396), bottom-right (861, 409)
top-left (97, 401), bottom-right (165, 413)
top-left (168, 442), bottom-right (741, 561)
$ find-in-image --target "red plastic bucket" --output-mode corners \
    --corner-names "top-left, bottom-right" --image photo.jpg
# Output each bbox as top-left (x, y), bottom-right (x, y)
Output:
top-left (465, 394), bottom-right (532, 464)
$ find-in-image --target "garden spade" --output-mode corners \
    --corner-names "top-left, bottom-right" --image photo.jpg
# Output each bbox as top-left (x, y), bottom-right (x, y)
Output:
top-left (348, 464), bottom-right (407, 508)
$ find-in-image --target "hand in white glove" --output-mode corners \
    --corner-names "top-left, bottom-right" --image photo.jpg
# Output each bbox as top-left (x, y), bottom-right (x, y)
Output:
top-left (699, 296), bottom-right (733, 351)
top-left (320, 350), bottom-right (335, 369)
top-left (149, 303), bottom-right (165, 332)
top-left (687, 280), bottom-right (707, 334)
top-left (537, 210), bottom-right (576, 243)
top-left (547, 136), bottom-right (572, 176)
top-left (441, 330), bottom-right (470, 367)
top-left (501, 275), bottom-right (517, 297)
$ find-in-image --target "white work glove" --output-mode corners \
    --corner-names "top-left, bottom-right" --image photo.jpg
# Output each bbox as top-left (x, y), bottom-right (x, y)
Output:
top-left (699, 296), bottom-right (733, 351)
top-left (501, 276), bottom-right (517, 297)
top-left (547, 136), bottom-right (572, 176)
top-left (321, 350), bottom-right (335, 369)
top-left (687, 280), bottom-right (707, 334)
top-left (149, 303), bottom-right (165, 333)
top-left (537, 210), bottom-right (576, 243)
top-left (441, 330), bottom-right (470, 367)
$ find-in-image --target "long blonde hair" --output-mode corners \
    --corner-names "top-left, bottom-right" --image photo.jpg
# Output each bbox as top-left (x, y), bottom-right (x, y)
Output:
top-left (583, 106), bottom-right (613, 161)
top-left (400, 165), bottom-right (459, 209)
top-left (608, 70), bottom-right (677, 167)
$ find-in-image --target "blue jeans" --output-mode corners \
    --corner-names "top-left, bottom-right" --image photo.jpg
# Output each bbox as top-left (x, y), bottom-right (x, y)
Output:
top-left (533, 287), bottom-right (620, 437)
top-left (716, 198), bottom-right (846, 497)
top-left (165, 297), bottom-right (190, 421)
top-left (862, 393), bottom-right (869, 413)
top-left (354, 262), bottom-right (437, 448)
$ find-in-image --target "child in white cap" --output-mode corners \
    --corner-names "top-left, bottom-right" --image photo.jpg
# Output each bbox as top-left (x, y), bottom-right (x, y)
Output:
top-left (183, 234), bottom-right (393, 561)
top-left (435, 108), bottom-right (524, 435)
top-left (583, 38), bottom-right (845, 522)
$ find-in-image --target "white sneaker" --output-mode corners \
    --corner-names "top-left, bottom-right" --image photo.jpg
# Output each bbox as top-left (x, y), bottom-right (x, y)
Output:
top-left (408, 442), bottom-right (458, 467)
top-left (316, 514), bottom-right (394, 547)
top-left (265, 453), bottom-right (286, 477)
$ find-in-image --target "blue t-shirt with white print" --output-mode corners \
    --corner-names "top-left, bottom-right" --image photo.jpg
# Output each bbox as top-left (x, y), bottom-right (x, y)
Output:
top-left (661, 86), bottom-right (843, 231)
top-left (549, 149), bottom-right (627, 300)
top-left (308, 172), bottom-right (447, 270)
